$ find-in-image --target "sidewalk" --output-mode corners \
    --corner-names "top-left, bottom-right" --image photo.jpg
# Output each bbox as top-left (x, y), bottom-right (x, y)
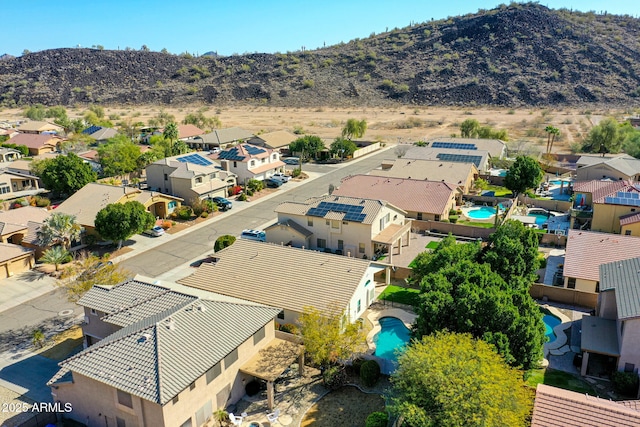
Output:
top-left (0, 145), bottom-right (395, 313)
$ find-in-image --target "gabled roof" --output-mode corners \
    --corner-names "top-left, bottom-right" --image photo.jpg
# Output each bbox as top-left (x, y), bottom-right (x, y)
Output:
top-left (17, 121), bottom-right (63, 133)
top-left (620, 212), bottom-right (640, 226)
top-left (77, 150), bottom-right (99, 161)
top-left (197, 127), bottom-right (255, 145)
top-left (211, 143), bottom-right (272, 162)
top-left (564, 230), bottom-right (640, 282)
top-left (573, 180), bottom-right (629, 202)
top-left (275, 195), bottom-right (403, 225)
top-left (577, 155), bottom-right (640, 177)
top-left (333, 175), bottom-right (457, 215)
top-left (178, 239), bottom-right (372, 314)
top-left (593, 181), bottom-right (640, 205)
top-left (264, 219), bottom-right (313, 238)
top-left (0, 206), bottom-right (49, 236)
top-left (7, 133), bottom-right (60, 149)
top-left (78, 279), bottom-right (178, 313)
top-left (600, 257), bottom-right (640, 320)
top-left (375, 158), bottom-right (478, 185)
top-left (177, 124), bottom-right (204, 139)
top-left (55, 183), bottom-right (139, 227)
top-left (426, 137), bottom-right (506, 158)
top-left (82, 125), bottom-right (102, 135)
top-left (255, 130), bottom-right (297, 149)
top-left (89, 127), bottom-right (118, 141)
top-left (50, 295), bottom-right (280, 405)
top-left (531, 383), bottom-right (640, 427)
top-left (402, 146), bottom-right (489, 169)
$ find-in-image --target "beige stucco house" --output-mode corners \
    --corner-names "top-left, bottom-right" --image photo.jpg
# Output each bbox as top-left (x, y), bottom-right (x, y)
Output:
top-left (146, 153), bottom-right (237, 204)
top-left (268, 195), bottom-right (411, 262)
top-left (0, 243), bottom-right (34, 279)
top-left (48, 279), bottom-right (295, 427)
top-left (210, 143), bottom-right (285, 184)
top-left (0, 168), bottom-right (45, 200)
top-left (17, 121), bottom-right (63, 135)
top-left (576, 155), bottom-right (640, 182)
top-left (0, 206), bottom-right (50, 257)
top-left (7, 133), bottom-right (61, 156)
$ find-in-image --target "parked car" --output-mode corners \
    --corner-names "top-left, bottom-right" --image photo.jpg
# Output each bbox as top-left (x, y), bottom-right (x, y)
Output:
top-left (270, 172), bottom-right (290, 183)
top-left (283, 157), bottom-right (300, 165)
top-left (143, 226), bottom-right (165, 237)
top-left (211, 196), bottom-right (233, 211)
top-left (240, 229), bottom-right (266, 242)
top-left (264, 178), bottom-right (282, 188)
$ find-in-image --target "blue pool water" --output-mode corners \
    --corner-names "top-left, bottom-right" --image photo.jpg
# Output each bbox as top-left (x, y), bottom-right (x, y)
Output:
top-left (374, 317), bottom-right (411, 361)
top-left (528, 212), bottom-right (550, 225)
top-left (543, 311), bottom-right (561, 341)
top-left (466, 206), bottom-right (497, 219)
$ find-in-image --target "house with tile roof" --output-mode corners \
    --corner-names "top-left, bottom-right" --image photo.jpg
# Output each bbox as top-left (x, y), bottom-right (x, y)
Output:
top-left (0, 168), bottom-right (45, 200)
top-left (376, 158), bottom-right (479, 194)
top-left (425, 137), bottom-right (506, 159)
top-left (178, 239), bottom-right (381, 326)
top-left (577, 257), bottom-right (640, 380)
top-left (55, 183), bottom-right (182, 234)
top-left (570, 180), bottom-right (629, 231)
top-left (576, 154), bottom-right (640, 182)
top-left (0, 242), bottom-right (34, 279)
top-left (16, 120), bottom-right (63, 135)
top-left (190, 127), bottom-right (258, 150)
top-left (0, 147), bottom-right (22, 163)
top-left (6, 133), bottom-right (61, 155)
top-left (252, 130), bottom-right (297, 151)
top-left (177, 124), bottom-right (205, 141)
top-left (531, 384), bottom-right (640, 426)
top-left (48, 278), bottom-right (297, 427)
top-left (562, 230), bottom-right (640, 293)
top-left (146, 153), bottom-right (237, 203)
top-left (333, 175), bottom-right (459, 221)
top-left (585, 181), bottom-right (640, 235)
top-left (401, 146), bottom-right (491, 172)
top-left (268, 195), bottom-right (411, 262)
top-left (210, 143), bottom-right (285, 183)
top-left (0, 206), bottom-right (50, 256)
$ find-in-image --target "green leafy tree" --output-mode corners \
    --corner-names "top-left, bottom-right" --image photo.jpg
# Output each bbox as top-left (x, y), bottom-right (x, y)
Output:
top-left (341, 119), bottom-right (367, 140)
top-left (24, 104), bottom-right (46, 121)
top-left (297, 304), bottom-right (367, 367)
top-left (330, 138), bottom-right (357, 160)
top-left (182, 111), bottom-right (222, 131)
top-left (622, 125), bottom-right (640, 159)
top-left (38, 153), bottom-right (97, 197)
top-left (482, 220), bottom-right (540, 281)
top-left (214, 235), bottom-right (236, 252)
top-left (409, 235), bottom-right (481, 283)
top-left (503, 155), bottom-right (543, 196)
top-left (95, 201), bottom-right (155, 249)
top-left (582, 117), bottom-right (625, 157)
top-left (289, 135), bottom-right (325, 160)
top-left (59, 133), bottom-right (94, 154)
top-left (162, 122), bottom-right (179, 157)
top-left (390, 332), bottom-right (534, 427)
top-left (545, 125), bottom-right (560, 154)
top-left (460, 118), bottom-right (480, 138)
top-left (39, 246), bottom-right (72, 272)
top-left (37, 213), bottom-right (82, 250)
top-left (97, 135), bottom-right (142, 177)
top-left (57, 251), bottom-right (132, 301)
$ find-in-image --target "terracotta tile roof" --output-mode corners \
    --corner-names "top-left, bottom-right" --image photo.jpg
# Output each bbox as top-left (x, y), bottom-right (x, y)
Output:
top-left (178, 239), bottom-right (371, 314)
top-left (564, 230), bottom-right (640, 282)
top-left (0, 206), bottom-right (50, 236)
top-left (591, 181), bottom-right (640, 203)
top-left (333, 175), bottom-right (457, 216)
top-left (177, 124), bottom-right (204, 139)
top-left (572, 179), bottom-right (628, 198)
top-left (531, 384), bottom-right (640, 427)
top-left (17, 121), bottom-right (63, 133)
top-left (7, 133), bottom-right (60, 149)
top-left (620, 212), bottom-right (640, 226)
top-left (375, 159), bottom-right (478, 186)
top-left (77, 150), bottom-right (99, 161)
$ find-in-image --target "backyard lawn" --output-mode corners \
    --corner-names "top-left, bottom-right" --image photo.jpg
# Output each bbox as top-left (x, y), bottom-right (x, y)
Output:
top-left (378, 285), bottom-right (421, 306)
top-left (526, 368), bottom-right (599, 395)
top-left (457, 220), bottom-right (496, 228)
top-left (486, 185), bottom-right (513, 197)
top-left (425, 241), bottom-right (439, 250)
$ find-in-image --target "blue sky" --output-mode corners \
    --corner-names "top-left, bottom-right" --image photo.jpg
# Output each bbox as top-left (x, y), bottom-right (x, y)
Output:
top-left (7, 1), bottom-right (638, 57)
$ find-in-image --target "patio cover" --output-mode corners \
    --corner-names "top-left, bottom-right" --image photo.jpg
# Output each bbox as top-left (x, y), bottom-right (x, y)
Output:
top-left (372, 222), bottom-right (411, 245)
top-left (581, 316), bottom-right (620, 356)
top-left (240, 338), bottom-right (303, 382)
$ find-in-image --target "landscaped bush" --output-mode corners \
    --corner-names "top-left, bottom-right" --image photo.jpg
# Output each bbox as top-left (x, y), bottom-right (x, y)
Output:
top-left (174, 206), bottom-right (193, 220)
top-left (278, 323), bottom-right (298, 334)
top-left (365, 411), bottom-right (389, 427)
top-left (245, 380), bottom-right (261, 396)
top-left (214, 235), bottom-right (236, 252)
top-left (247, 179), bottom-right (264, 193)
top-left (323, 366), bottom-right (347, 390)
top-left (200, 211), bottom-right (208, 218)
top-left (449, 208), bottom-right (458, 216)
top-left (360, 360), bottom-right (381, 387)
top-left (349, 357), bottom-right (366, 375)
top-left (160, 221), bottom-right (172, 230)
top-left (228, 185), bottom-right (243, 196)
top-left (33, 196), bottom-right (51, 207)
top-left (449, 215), bottom-right (459, 224)
top-left (238, 193), bottom-right (248, 201)
top-left (612, 371), bottom-right (639, 396)
top-left (291, 167), bottom-right (302, 178)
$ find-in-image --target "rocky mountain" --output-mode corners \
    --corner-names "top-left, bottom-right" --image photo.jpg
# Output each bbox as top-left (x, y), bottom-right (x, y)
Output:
top-left (1, 3), bottom-right (639, 108)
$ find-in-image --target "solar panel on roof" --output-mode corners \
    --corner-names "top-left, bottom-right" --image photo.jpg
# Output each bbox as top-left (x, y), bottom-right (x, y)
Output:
top-left (432, 142), bottom-right (478, 150)
top-left (605, 196), bottom-right (640, 207)
top-left (217, 148), bottom-right (245, 161)
top-left (176, 154), bottom-right (213, 166)
top-left (244, 145), bottom-right (266, 155)
top-left (306, 201), bottom-right (367, 222)
top-left (82, 125), bottom-right (102, 135)
top-left (436, 153), bottom-right (483, 167)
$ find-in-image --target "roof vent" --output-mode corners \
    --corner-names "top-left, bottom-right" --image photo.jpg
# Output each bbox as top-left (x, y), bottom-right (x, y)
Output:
top-left (138, 333), bottom-right (151, 344)
top-left (196, 303), bottom-right (206, 312)
top-left (166, 317), bottom-right (176, 330)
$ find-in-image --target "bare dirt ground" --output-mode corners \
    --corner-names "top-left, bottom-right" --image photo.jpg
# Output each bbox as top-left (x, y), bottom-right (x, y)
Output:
top-left (2, 105), bottom-right (619, 154)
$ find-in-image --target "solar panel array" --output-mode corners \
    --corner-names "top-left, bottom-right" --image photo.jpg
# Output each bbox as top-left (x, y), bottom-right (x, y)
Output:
top-left (604, 191), bottom-right (640, 207)
top-left (245, 145), bottom-right (266, 155)
top-left (436, 153), bottom-right (483, 167)
top-left (176, 154), bottom-right (213, 166)
top-left (307, 201), bottom-right (367, 223)
top-left (82, 125), bottom-right (102, 135)
top-left (217, 147), bottom-right (245, 161)
top-left (432, 142), bottom-right (478, 150)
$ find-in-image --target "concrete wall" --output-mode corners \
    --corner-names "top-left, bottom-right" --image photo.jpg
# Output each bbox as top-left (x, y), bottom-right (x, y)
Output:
top-left (410, 219), bottom-right (494, 240)
top-left (618, 317), bottom-right (640, 372)
top-left (0, 252), bottom-right (34, 279)
top-left (352, 142), bottom-right (380, 159)
top-left (518, 195), bottom-right (572, 213)
top-left (529, 284), bottom-right (598, 309)
top-left (539, 233), bottom-right (567, 247)
top-left (563, 277), bottom-right (598, 293)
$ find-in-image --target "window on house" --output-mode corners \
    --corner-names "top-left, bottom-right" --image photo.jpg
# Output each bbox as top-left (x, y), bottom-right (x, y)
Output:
top-left (195, 400), bottom-right (212, 427)
top-left (331, 220), bottom-right (340, 229)
top-left (272, 153), bottom-right (276, 159)
top-left (625, 230), bottom-right (632, 235)
top-left (625, 363), bottom-right (635, 373)
top-left (359, 243), bottom-right (365, 254)
top-left (251, 160), bottom-right (255, 167)
top-left (434, 215), bottom-right (441, 221)
top-left (357, 299), bottom-right (361, 312)
top-left (277, 311), bottom-right (285, 320)
top-left (116, 417), bottom-right (126, 427)
top-left (206, 363), bottom-right (222, 384)
top-left (253, 327), bottom-right (266, 344)
top-left (180, 418), bottom-right (193, 427)
top-left (195, 177), bottom-right (202, 184)
top-left (307, 218), bottom-right (313, 227)
top-left (224, 348), bottom-right (239, 368)
top-left (595, 282), bottom-right (600, 293)
top-left (168, 201), bottom-right (177, 209)
top-left (262, 158), bottom-right (266, 163)
top-left (117, 390), bottom-right (133, 408)
top-left (164, 173), bottom-right (168, 181)
top-left (567, 278), bottom-right (576, 289)
top-left (233, 161), bottom-right (237, 168)
top-left (317, 238), bottom-right (326, 249)
top-left (172, 395), bottom-right (179, 404)
top-left (338, 240), bottom-right (344, 250)
top-left (90, 308), bottom-right (97, 316)
top-left (417, 212), bottom-right (423, 220)
top-left (0, 185), bottom-right (10, 194)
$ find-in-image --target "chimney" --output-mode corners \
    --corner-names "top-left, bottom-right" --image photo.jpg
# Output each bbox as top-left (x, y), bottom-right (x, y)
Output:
top-left (347, 251), bottom-right (351, 257)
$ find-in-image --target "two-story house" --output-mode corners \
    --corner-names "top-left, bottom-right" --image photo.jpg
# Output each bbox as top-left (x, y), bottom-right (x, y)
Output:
top-left (210, 144), bottom-right (285, 184)
top-left (146, 153), bottom-right (237, 203)
top-left (579, 257), bottom-right (640, 384)
top-left (267, 195), bottom-right (411, 262)
top-left (6, 133), bottom-right (61, 156)
top-left (48, 279), bottom-right (299, 426)
top-left (0, 168), bottom-right (45, 200)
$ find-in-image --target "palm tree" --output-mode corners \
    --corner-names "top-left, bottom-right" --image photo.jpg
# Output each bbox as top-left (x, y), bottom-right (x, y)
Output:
top-left (31, 329), bottom-right (46, 348)
top-left (163, 122), bottom-right (179, 157)
top-left (37, 213), bottom-right (82, 249)
top-left (545, 126), bottom-right (560, 155)
top-left (39, 246), bottom-right (71, 272)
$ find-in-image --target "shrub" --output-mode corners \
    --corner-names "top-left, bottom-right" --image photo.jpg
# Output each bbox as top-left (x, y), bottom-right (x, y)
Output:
top-left (278, 323), bottom-right (298, 334)
top-left (291, 167), bottom-right (302, 178)
top-left (360, 360), bottom-right (381, 387)
top-left (350, 357), bottom-right (366, 375)
top-left (34, 196), bottom-right (51, 207)
top-left (365, 411), bottom-right (389, 427)
top-left (160, 221), bottom-right (172, 230)
top-left (228, 185), bottom-right (243, 196)
top-left (245, 380), bottom-right (261, 396)
top-left (247, 179), bottom-right (264, 193)
top-left (323, 366), bottom-right (347, 390)
top-left (612, 371), bottom-right (639, 396)
top-left (449, 209), bottom-right (458, 216)
top-left (449, 215), bottom-right (459, 224)
top-left (200, 211), bottom-right (208, 218)
top-left (303, 79), bottom-right (315, 89)
top-left (214, 235), bottom-right (236, 252)
top-left (175, 206), bottom-right (193, 220)
top-left (238, 193), bottom-right (248, 201)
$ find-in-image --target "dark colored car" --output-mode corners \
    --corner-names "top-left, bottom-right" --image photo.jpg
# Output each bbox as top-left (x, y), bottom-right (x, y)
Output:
top-left (211, 196), bottom-right (232, 211)
top-left (264, 178), bottom-right (282, 188)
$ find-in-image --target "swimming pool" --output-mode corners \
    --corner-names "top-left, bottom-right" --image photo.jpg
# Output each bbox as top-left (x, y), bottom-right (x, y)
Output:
top-left (466, 206), bottom-right (497, 219)
top-left (373, 317), bottom-right (411, 361)
top-left (542, 310), bottom-right (561, 342)
top-left (528, 212), bottom-right (550, 225)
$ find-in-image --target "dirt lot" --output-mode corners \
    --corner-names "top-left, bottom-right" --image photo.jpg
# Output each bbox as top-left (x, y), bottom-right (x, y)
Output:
top-left (2, 105), bottom-right (619, 154)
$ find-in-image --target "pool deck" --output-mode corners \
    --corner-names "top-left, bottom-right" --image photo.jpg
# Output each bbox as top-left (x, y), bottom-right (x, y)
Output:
top-left (365, 307), bottom-right (417, 353)
top-left (541, 304), bottom-right (573, 364)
